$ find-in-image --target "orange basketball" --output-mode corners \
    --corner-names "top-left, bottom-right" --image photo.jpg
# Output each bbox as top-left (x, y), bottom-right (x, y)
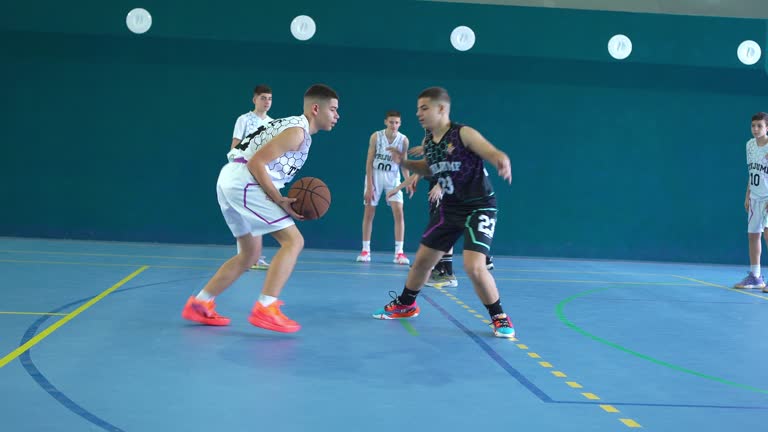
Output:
top-left (287, 177), bottom-right (331, 220)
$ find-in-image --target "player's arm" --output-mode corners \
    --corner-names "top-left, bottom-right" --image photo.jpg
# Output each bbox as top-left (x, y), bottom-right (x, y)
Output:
top-left (460, 126), bottom-right (511, 183)
top-left (363, 134), bottom-right (377, 204)
top-left (387, 173), bottom-right (420, 199)
top-left (399, 158), bottom-right (430, 176)
top-left (389, 140), bottom-right (430, 176)
top-left (400, 136), bottom-right (411, 179)
top-left (365, 133), bottom-right (377, 189)
top-left (247, 127), bottom-right (305, 219)
top-left (231, 116), bottom-right (245, 149)
top-left (400, 136), bottom-right (415, 196)
top-left (746, 180), bottom-right (751, 212)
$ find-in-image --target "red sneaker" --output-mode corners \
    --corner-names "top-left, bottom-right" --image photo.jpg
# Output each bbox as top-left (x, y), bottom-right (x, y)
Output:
top-left (248, 301), bottom-right (301, 333)
top-left (181, 296), bottom-right (231, 326)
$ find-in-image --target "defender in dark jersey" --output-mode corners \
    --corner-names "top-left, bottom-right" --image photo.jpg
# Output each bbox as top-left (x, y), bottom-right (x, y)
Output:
top-left (372, 87), bottom-right (515, 338)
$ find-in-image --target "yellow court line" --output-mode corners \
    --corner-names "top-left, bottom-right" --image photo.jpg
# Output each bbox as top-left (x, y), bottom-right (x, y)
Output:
top-left (0, 258), bottom-right (423, 277)
top-left (619, 418), bottom-right (642, 428)
top-left (436, 287), bottom-right (630, 423)
top-left (0, 259), bottom-right (146, 268)
top-left (493, 268), bottom-right (674, 277)
top-left (0, 311), bottom-right (67, 316)
top-left (492, 277), bottom-right (700, 286)
top-left (0, 258), bottom-right (705, 289)
top-left (672, 275), bottom-right (768, 300)
top-left (0, 265), bottom-right (149, 368)
top-left (0, 249), bottom-right (219, 261)
top-left (0, 249), bottom-right (409, 267)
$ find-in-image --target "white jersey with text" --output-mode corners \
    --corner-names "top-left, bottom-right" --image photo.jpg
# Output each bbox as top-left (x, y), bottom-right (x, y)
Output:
top-left (226, 115), bottom-right (311, 188)
top-left (372, 130), bottom-right (405, 172)
top-left (747, 138), bottom-right (768, 200)
top-left (232, 112), bottom-right (273, 140)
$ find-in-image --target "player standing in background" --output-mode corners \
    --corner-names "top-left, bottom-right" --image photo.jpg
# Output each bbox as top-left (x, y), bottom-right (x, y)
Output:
top-left (231, 85), bottom-right (273, 270)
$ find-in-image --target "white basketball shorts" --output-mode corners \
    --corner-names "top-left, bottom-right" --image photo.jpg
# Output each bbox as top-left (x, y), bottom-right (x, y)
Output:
top-left (216, 162), bottom-right (295, 237)
top-left (363, 170), bottom-right (402, 207)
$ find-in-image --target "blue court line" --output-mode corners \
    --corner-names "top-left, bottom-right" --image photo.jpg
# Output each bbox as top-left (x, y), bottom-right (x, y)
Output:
top-left (422, 292), bottom-right (768, 410)
top-left (20, 278), bottom-right (768, 432)
top-left (18, 276), bottom-right (207, 432)
top-left (557, 287), bottom-right (768, 394)
top-left (20, 298), bottom-right (125, 432)
top-left (420, 293), bottom-right (554, 402)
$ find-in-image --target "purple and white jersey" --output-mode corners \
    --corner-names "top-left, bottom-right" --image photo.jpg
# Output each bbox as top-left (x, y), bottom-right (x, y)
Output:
top-left (226, 115), bottom-right (311, 187)
top-left (424, 123), bottom-right (494, 206)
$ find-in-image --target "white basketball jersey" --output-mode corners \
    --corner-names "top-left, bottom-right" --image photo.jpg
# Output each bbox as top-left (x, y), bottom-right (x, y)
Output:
top-left (233, 112), bottom-right (273, 140)
top-left (226, 115), bottom-right (311, 187)
top-left (747, 138), bottom-right (768, 199)
top-left (373, 130), bottom-right (404, 172)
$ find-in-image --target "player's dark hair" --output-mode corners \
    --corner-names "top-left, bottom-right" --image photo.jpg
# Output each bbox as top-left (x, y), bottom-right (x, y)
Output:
top-left (418, 87), bottom-right (450, 104)
top-left (752, 112), bottom-right (768, 123)
top-left (253, 84), bottom-right (272, 95)
top-left (304, 84), bottom-right (338, 101)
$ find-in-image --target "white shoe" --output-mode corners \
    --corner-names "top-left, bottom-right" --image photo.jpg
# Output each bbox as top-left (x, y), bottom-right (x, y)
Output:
top-left (393, 253), bottom-right (410, 265)
top-left (250, 256), bottom-right (270, 270)
top-left (356, 251), bottom-right (371, 262)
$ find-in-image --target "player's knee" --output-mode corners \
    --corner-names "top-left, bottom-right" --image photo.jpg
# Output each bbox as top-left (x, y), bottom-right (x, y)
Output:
top-left (463, 261), bottom-right (487, 280)
top-left (286, 231), bottom-right (304, 253)
top-left (233, 253), bottom-right (254, 272)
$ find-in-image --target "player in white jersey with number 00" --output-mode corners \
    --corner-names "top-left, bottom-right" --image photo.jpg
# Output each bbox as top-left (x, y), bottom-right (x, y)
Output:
top-left (357, 111), bottom-right (413, 264)
top-left (182, 84), bottom-right (340, 333)
top-left (735, 111), bottom-right (768, 290)
top-left (231, 84), bottom-right (274, 270)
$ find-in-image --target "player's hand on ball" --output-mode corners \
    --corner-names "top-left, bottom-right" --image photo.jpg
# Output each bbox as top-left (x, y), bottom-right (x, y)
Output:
top-left (277, 197), bottom-right (304, 220)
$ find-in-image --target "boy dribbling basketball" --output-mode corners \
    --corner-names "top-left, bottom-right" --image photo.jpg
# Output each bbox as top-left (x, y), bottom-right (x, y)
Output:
top-left (181, 84), bottom-right (340, 333)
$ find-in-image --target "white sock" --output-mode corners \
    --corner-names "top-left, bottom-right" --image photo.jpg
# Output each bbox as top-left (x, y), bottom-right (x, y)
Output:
top-left (258, 294), bottom-right (278, 307)
top-left (196, 290), bottom-right (215, 301)
top-left (751, 265), bottom-right (761, 277)
top-left (395, 241), bottom-right (404, 254)
top-left (362, 241), bottom-right (371, 252)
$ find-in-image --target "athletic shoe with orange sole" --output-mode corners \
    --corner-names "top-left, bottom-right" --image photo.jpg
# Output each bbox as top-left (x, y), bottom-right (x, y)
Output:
top-left (181, 296), bottom-right (231, 326)
top-left (248, 301), bottom-right (301, 333)
top-left (372, 291), bottom-right (420, 319)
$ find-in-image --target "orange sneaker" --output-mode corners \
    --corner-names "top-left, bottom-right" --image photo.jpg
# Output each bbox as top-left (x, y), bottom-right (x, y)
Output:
top-left (248, 301), bottom-right (301, 333)
top-left (181, 296), bottom-right (231, 326)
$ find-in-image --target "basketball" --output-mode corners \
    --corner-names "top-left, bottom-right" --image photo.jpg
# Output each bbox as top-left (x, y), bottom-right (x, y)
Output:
top-left (287, 177), bottom-right (331, 220)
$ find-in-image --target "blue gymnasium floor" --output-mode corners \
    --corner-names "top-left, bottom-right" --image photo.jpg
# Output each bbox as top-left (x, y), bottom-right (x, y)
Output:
top-left (0, 237), bottom-right (766, 431)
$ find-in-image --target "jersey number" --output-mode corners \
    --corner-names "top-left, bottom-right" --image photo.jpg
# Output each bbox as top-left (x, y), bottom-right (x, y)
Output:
top-left (477, 215), bottom-right (496, 238)
top-left (438, 176), bottom-right (455, 194)
top-left (751, 173), bottom-right (761, 186)
top-left (377, 162), bottom-right (392, 171)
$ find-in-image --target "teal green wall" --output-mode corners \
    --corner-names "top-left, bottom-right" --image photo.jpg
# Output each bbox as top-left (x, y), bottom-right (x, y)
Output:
top-left (2, 1), bottom-right (767, 263)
